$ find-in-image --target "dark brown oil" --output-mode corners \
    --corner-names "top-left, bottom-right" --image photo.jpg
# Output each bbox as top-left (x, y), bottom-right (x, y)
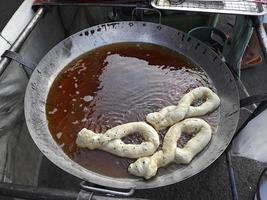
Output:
top-left (46, 42), bottom-right (219, 178)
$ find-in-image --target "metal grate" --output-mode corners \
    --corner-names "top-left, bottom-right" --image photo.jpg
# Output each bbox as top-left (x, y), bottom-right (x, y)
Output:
top-left (151, 0), bottom-right (267, 15)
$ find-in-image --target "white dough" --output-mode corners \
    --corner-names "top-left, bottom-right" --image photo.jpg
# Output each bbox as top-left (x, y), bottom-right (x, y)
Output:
top-left (146, 87), bottom-right (220, 130)
top-left (128, 118), bottom-right (212, 179)
top-left (76, 122), bottom-right (160, 159)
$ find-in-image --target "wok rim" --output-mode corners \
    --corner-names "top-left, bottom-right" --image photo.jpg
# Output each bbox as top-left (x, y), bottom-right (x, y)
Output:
top-left (24, 21), bottom-right (240, 189)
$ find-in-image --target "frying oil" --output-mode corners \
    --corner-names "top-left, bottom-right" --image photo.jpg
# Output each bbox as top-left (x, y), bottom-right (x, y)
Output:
top-left (46, 42), bottom-right (219, 178)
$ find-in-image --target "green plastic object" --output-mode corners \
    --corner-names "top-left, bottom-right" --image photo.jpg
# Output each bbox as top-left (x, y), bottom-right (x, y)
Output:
top-left (188, 26), bottom-right (228, 55)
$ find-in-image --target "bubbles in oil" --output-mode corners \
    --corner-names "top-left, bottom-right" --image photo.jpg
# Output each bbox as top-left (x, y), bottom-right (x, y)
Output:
top-left (46, 42), bottom-right (219, 178)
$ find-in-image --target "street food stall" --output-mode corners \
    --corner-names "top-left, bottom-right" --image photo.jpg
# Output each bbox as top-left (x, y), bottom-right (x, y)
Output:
top-left (0, 0), bottom-right (267, 199)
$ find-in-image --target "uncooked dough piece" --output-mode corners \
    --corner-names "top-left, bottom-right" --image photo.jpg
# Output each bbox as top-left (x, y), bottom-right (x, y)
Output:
top-left (146, 87), bottom-right (220, 130)
top-left (128, 118), bottom-right (212, 179)
top-left (76, 122), bottom-right (160, 159)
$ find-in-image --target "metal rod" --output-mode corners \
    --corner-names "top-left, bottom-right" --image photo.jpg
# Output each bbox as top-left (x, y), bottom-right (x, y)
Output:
top-left (131, 7), bottom-right (162, 24)
top-left (226, 150), bottom-right (239, 200)
top-left (208, 13), bottom-right (220, 28)
top-left (240, 93), bottom-right (267, 107)
top-left (237, 78), bottom-right (257, 109)
top-left (0, 34), bottom-right (11, 45)
top-left (232, 100), bottom-right (267, 141)
top-left (0, 182), bottom-right (147, 200)
top-left (0, 7), bottom-right (45, 77)
top-left (35, 3), bottom-right (139, 7)
top-left (80, 181), bottom-right (135, 197)
top-left (254, 16), bottom-right (267, 63)
top-left (0, 182), bottom-right (76, 200)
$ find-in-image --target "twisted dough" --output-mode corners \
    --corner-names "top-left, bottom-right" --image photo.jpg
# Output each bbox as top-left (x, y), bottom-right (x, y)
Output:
top-left (128, 118), bottom-right (212, 179)
top-left (76, 122), bottom-right (160, 158)
top-left (146, 87), bottom-right (220, 130)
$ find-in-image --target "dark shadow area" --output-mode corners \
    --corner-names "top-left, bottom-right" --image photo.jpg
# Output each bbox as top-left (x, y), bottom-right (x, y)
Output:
top-left (0, 1), bottom-right (23, 32)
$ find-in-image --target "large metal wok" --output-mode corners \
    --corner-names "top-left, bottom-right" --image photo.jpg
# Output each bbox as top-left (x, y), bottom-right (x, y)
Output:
top-left (25, 21), bottom-right (239, 189)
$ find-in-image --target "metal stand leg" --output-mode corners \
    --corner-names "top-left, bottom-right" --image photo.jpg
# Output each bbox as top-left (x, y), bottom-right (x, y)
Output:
top-left (0, 182), bottom-right (147, 200)
top-left (0, 7), bottom-right (45, 77)
top-left (208, 13), bottom-right (220, 28)
top-left (226, 149), bottom-right (239, 200)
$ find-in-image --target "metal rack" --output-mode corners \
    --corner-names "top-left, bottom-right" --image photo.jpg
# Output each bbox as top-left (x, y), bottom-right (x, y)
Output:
top-left (152, 0), bottom-right (267, 15)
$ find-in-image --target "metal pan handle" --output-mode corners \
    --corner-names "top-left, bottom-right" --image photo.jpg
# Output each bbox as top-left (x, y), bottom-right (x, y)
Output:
top-left (80, 181), bottom-right (135, 197)
top-left (240, 93), bottom-right (267, 107)
top-left (131, 7), bottom-right (162, 24)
